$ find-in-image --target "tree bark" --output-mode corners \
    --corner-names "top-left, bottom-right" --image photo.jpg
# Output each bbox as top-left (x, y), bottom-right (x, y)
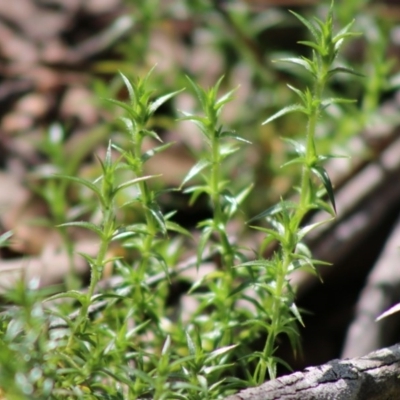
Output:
top-left (224, 343), bottom-right (400, 400)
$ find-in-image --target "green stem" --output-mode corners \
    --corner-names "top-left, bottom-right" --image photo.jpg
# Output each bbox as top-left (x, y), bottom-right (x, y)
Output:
top-left (67, 207), bottom-right (114, 349)
top-left (257, 62), bottom-right (331, 383)
top-left (256, 251), bottom-right (291, 383)
top-left (210, 130), bottom-right (234, 271)
top-left (133, 129), bottom-right (157, 280)
top-left (209, 126), bottom-right (236, 346)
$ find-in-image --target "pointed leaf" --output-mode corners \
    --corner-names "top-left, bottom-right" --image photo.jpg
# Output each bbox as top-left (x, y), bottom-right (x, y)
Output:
top-left (149, 89), bottom-right (183, 114)
top-left (247, 201), bottom-right (297, 223)
top-left (185, 330), bottom-right (197, 356)
top-left (282, 137), bottom-right (306, 155)
top-left (215, 86), bottom-right (238, 109)
top-left (141, 142), bottom-right (174, 163)
top-left (147, 203), bottom-right (166, 234)
top-left (45, 290), bottom-right (87, 305)
top-left (55, 175), bottom-right (103, 203)
top-left (115, 175), bottom-right (161, 194)
top-left (119, 72), bottom-right (135, 103)
top-left (262, 104), bottom-right (307, 125)
top-left (334, 19), bottom-right (356, 39)
top-left (318, 153), bottom-right (349, 161)
top-left (250, 226), bottom-right (284, 244)
top-left (197, 226), bottom-right (213, 268)
top-left (141, 129), bottom-right (163, 142)
top-left (278, 57), bottom-right (313, 73)
top-left (165, 220), bottom-right (192, 237)
top-left (220, 131), bottom-right (252, 144)
top-left (290, 302), bottom-right (305, 327)
top-left (186, 75), bottom-right (207, 109)
top-left (297, 40), bottom-right (324, 53)
top-left (287, 84), bottom-right (306, 102)
top-left (290, 10), bottom-right (319, 41)
top-left (151, 252), bottom-right (170, 282)
top-left (57, 221), bottom-right (104, 238)
top-left (297, 217), bottom-right (334, 241)
top-left (311, 165), bottom-right (336, 213)
top-left (205, 344), bottom-right (238, 363)
top-left (181, 159), bottom-right (211, 187)
top-left (104, 98), bottom-right (136, 118)
top-left (76, 252), bottom-right (97, 267)
top-left (226, 183), bottom-right (253, 218)
top-left (281, 157), bottom-right (306, 169)
top-left (327, 67), bottom-right (364, 78)
top-left (321, 97), bottom-right (356, 110)
top-left (376, 302), bottom-right (400, 322)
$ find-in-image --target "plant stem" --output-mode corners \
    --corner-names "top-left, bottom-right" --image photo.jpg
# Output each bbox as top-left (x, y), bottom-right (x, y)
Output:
top-left (67, 206), bottom-right (114, 349)
top-left (257, 56), bottom-right (332, 383)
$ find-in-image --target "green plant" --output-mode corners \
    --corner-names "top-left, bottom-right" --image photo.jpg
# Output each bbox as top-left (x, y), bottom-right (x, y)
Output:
top-left (237, 1), bottom-right (361, 383)
top-left (0, 2), bottom-right (364, 399)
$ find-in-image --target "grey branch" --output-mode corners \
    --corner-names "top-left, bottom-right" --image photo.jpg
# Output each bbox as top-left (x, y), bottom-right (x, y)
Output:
top-left (224, 343), bottom-right (400, 400)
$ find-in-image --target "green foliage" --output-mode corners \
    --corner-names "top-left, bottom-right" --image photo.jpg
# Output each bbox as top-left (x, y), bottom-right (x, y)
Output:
top-left (0, 1), bottom-right (383, 398)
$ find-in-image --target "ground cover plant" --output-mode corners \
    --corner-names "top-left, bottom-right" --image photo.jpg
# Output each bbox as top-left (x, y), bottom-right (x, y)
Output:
top-left (0, 1), bottom-right (384, 399)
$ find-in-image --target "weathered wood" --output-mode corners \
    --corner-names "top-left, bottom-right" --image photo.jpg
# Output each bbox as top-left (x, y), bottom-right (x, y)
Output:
top-left (224, 344), bottom-right (400, 400)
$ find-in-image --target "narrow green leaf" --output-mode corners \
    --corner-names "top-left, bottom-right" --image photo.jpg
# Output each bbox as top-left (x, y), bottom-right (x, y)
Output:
top-left (215, 86), bottom-right (238, 109)
top-left (287, 84), bottom-right (306, 102)
top-left (234, 259), bottom-right (275, 269)
top-left (311, 165), bottom-right (336, 213)
top-left (141, 129), bottom-right (163, 142)
top-left (165, 220), bottom-right (192, 237)
top-left (289, 303), bottom-right (305, 327)
top-left (197, 226), bottom-right (213, 269)
top-left (55, 175), bottom-right (103, 203)
top-left (321, 97), bottom-right (356, 110)
top-left (76, 251), bottom-right (97, 267)
top-left (318, 153), bottom-right (349, 161)
top-left (115, 175), bottom-right (161, 194)
top-left (282, 137), bottom-right (306, 155)
top-left (250, 226), bottom-right (284, 245)
top-left (327, 66), bottom-right (364, 78)
top-left (45, 290), bottom-right (87, 305)
top-left (151, 252), bottom-right (170, 282)
top-left (180, 159), bottom-right (211, 187)
top-left (205, 344), bottom-right (238, 363)
top-left (185, 330), bottom-right (197, 356)
top-left (220, 131), bottom-right (252, 144)
top-left (297, 217), bottom-right (334, 241)
top-left (119, 72), bottom-right (135, 103)
top-left (278, 57), bottom-right (313, 73)
top-left (235, 183), bottom-right (254, 206)
top-left (262, 104), bottom-right (307, 125)
top-left (248, 201), bottom-right (297, 223)
top-left (104, 98), bottom-right (137, 119)
top-left (147, 203), bottom-right (166, 234)
top-left (186, 75), bottom-right (207, 109)
top-left (297, 40), bottom-right (323, 53)
top-left (126, 320), bottom-right (151, 339)
top-left (179, 111), bottom-right (210, 134)
top-left (57, 221), bottom-right (104, 237)
top-left (290, 10), bottom-right (319, 41)
top-left (141, 142), bottom-right (174, 163)
top-left (149, 89), bottom-right (183, 114)
top-left (281, 157), bottom-right (306, 169)
top-left (315, 198), bottom-right (335, 217)
top-left (161, 335), bottom-right (171, 356)
top-left (334, 19), bottom-right (356, 39)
